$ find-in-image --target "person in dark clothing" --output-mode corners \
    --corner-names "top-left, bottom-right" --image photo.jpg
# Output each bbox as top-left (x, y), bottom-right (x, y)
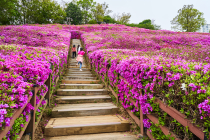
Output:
top-left (72, 45), bottom-right (76, 58)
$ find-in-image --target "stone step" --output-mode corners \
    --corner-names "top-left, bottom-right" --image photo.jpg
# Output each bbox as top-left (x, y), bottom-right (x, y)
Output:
top-left (44, 115), bottom-right (130, 137)
top-left (67, 71), bottom-right (92, 74)
top-left (69, 64), bottom-right (87, 66)
top-left (68, 68), bottom-right (90, 70)
top-left (66, 73), bottom-right (96, 77)
top-left (70, 62), bottom-right (86, 64)
top-left (69, 66), bottom-right (88, 68)
top-left (44, 132), bottom-right (137, 140)
top-left (57, 89), bottom-right (108, 96)
top-left (60, 84), bottom-right (104, 89)
top-left (56, 95), bottom-right (111, 104)
top-left (70, 60), bottom-right (79, 62)
top-left (63, 76), bottom-right (97, 80)
top-left (52, 103), bottom-right (118, 118)
top-left (62, 80), bottom-right (100, 84)
top-left (68, 69), bottom-right (90, 71)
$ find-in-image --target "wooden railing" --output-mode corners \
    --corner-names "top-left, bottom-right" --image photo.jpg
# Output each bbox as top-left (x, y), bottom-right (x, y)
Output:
top-left (0, 74), bottom-right (52, 140)
top-left (0, 60), bottom-right (67, 140)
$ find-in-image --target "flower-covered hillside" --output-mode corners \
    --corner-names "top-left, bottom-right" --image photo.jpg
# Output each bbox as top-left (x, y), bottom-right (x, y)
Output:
top-left (0, 25), bottom-right (70, 140)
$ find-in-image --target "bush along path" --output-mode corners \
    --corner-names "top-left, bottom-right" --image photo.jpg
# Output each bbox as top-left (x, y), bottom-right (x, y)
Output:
top-left (43, 39), bottom-right (137, 140)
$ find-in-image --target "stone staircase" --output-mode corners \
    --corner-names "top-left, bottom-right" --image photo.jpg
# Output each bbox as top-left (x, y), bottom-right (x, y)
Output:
top-left (44, 39), bottom-right (137, 140)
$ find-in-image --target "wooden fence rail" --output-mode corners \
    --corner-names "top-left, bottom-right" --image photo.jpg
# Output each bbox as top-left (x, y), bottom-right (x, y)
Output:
top-left (0, 68), bottom-right (56, 140)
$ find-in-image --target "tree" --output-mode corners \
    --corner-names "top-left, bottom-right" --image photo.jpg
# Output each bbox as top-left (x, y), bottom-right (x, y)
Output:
top-left (113, 12), bottom-right (131, 24)
top-left (92, 3), bottom-right (104, 23)
top-left (125, 23), bottom-right (155, 30)
top-left (50, 1), bottom-right (66, 24)
top-left (23, 0), bottom-right (65, 24)
top-left (139, 19), bottom-right (151, 25)
top-left (154, 24), bottom-right (161, 30)
top-left (171, 5), bottom-right (206, 32)
top-left (138, 19), bottom-right (161, 30)
top-left (88, 19), bottom-right (97, 24)
top-left (103, 15), bottom-right (117, 23)
top-left (65, 2), bottom-right (83, 25)
top-left (101, 2), bottom-right (112, 16)
top-left (77, 0), bottom-right (96, 24)
top-left (0, 0), bottom-right (66, 25)
top-left (0, 0), bottom-right (20, 25)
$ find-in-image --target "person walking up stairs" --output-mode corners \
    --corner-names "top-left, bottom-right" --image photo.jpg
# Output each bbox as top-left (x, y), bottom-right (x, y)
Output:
top-left (76, 48), bottom-right (85, 71)
top-left (72, 45), bottom-right (76, 59)
top-left (44, 39), bottom-right (137, 140)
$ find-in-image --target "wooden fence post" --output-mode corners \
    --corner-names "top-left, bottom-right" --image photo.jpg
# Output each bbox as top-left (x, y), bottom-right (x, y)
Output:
top-left (25, 87), bottom-right (37, 140)
top-left (140, 89), bottom-right (146, 136)
top-left (45, 74), bottom-right (51, 106)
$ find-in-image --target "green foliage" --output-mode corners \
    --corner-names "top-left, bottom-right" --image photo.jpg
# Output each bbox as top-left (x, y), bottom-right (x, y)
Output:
top-left (0, 0), bottom-right (66, 25)
top-left (139, 19), bottom-right (151, 24)
top-left (77, 0), bottom-right (96, 24)
top-left (65, 2), bottom-right (83, 25)
top-left (103, 15), bottom-right (117, 23)
top-left (125, 23), bottom-right (155, 30)
top-left (31, 0), bottom-right (66, 24)
top-left (113, 12), bottom-right (131, 24)
top-left (0, 0), bottom-right (20, 25)
top-left (125, 19), bottom-right (161, 30)
top-left (92, 3), bottom-right (104, 23)
top-left (3, 114), bottom-right (27, 140)
top-left (101, 2), bottom-right (112, 16)
top-left (150, 122), bottom-right (171, 140)
top-left (171, 4), bottom-right (206, 32)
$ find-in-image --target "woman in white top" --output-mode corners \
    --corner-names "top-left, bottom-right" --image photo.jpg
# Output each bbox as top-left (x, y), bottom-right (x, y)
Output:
top-left (77, 45), bottom-right (81, 53)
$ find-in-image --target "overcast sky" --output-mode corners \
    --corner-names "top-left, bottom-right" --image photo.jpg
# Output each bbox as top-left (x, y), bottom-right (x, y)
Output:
top-left (56, 0), bottom-right (210, 30)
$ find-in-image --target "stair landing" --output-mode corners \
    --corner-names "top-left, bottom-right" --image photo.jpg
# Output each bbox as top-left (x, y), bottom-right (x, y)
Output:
top-left (45, 115), bottom-right (130, 136)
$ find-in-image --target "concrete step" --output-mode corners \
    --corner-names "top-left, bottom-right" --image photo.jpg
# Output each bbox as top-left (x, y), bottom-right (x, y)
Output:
top-left (44, 115), bottom-right (130, 137)
top-left (52, 103), bottom-right (118, 118)
top-left (70, 62), bottom-right (86, 65)
top-left (63, 76), bottom-right (97, 80)
top-left (68, 68), bottom-right (90, 70)
top-left (65, 74), bottom-right (96, 77)
top-left (69, 66), bottom-right (88, 68)
top-left (68, 69), bottom-right (90, 72)
top-left (60, 84), bottom-right (104, 89)
top-left (67, 71), bottom-right (92, 74)
top-left (62, 79), bottom-right (100, 84)
top-left (65, 73), bottom-right (97, 78)
top-left (56, 95), bottom-right (111, 104)
top-left (69, 64), bottom-right (87, 66)
top-left (44, 132), bottom-right (137, 140)
top-left (57, 89), bottom-right (108, 96)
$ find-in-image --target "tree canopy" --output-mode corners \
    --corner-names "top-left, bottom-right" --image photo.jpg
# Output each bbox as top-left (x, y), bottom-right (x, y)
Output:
top-left (66, 2), bottom-right (83, 25)
top-left (103, 15), bottom-right (117, 24)
top-left (77, 0), bottom-right (96, 24)
top-left (0, 0), bottom-right (20, 25)
top-left (139, 19), bottom-right (151, 25)
top-left (0, 0), bottom-right (66, 25)
top-left (112, 12), bottom-right (131, 24)
top-left (92, 3), bottom-right (104, 23)
top-left (171, 5), bottom-right (206, 32)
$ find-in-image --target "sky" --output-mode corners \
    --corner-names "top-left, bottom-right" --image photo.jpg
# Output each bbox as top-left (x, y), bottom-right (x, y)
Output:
top-left (56, 0), bottom-right (210, 31)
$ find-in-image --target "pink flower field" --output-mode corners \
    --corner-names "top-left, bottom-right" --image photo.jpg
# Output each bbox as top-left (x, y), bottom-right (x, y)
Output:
top-left (0, 24), bottom-right (210, 140)
top-left (0, 24), bottom-right (70, 139)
